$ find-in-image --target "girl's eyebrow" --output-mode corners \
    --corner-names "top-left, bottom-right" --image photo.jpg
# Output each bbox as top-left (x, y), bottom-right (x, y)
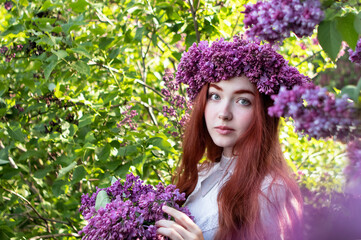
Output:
top-left (209, 83), bottom-right (255, 95)
top-left (209, 84), bottom-right (222, 91)
top-left (234, 89), bottom-right (255, 96)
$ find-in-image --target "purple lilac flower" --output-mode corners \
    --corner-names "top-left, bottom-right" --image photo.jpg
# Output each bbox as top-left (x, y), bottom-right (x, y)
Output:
top-left (268, 84), bottom-right (360, 141)
top-left (161, 73), bottom-right (192, 129)
top-left (344, 140), bottom-right (361, 181)
top-left (1, 45), bottom-right (23, 62)
top-left (176, 36), bottom-right (310, 101)
top-left (4, 1), bottom-right (13, 11)
top-left (0, 47), bottom-right (8, 54)
top-left (243, 0), bottom-right (324, 44)
top-left (349, 38), bottom-right (361, 64)
top-left (79, 173), bottom-right (192, 240)
top-left (117, 106), bottom-right (138, 130)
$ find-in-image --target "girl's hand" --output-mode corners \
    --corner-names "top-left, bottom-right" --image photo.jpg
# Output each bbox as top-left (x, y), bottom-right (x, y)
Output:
top-left (156, 205), bottom-right (204, 240)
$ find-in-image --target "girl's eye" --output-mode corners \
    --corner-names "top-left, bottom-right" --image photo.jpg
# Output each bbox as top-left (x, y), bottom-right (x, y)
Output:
top-left (209, 93), bottom-right (220, 101)
top-left (237, 98), bottom-right (251, 106)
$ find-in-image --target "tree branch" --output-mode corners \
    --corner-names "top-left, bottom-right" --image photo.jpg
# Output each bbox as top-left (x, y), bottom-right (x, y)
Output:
top-left (2, 187), bottom-right (51, 233)
top-left (140, 32), bottom-right (158, 126)
top-left (187, 0), bottom-right (200, 43)
top-left (296, 50), bottom-right (322, 67)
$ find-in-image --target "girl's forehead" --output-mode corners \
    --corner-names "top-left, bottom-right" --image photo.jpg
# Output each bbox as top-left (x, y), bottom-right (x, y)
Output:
top-left (211, 76), bottom-right (256, 93)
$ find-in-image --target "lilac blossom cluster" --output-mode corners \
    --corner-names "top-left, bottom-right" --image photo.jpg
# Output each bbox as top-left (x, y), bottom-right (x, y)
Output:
top-left (161, 73), bottom-right (191, 136)
top-left (348, 38), bottom-right (361, 64)
top-left (4, 1), bottom-right (13, 11)
top-left (344, 140), bottom-right (361, 181)
top-left (79, 173), bottom-right (192, 240)
top-left (243, 0), bottom-right (324, 44)
top-left (117, 106), bottom-right (138, 130)
top-left (176, 36), bottom-right (310, 101)
top-left (268, 84), bottom-right (360, 141)
top-left (0, 44), bottom-right (23, 62)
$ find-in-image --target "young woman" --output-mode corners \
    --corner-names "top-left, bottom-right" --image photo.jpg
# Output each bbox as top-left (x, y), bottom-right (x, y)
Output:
top-left (156, 36), bottom-right (306, 240)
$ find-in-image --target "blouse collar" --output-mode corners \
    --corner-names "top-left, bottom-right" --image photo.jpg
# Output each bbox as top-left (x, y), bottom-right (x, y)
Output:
top-left (219, 153), bottom-right (236, 174)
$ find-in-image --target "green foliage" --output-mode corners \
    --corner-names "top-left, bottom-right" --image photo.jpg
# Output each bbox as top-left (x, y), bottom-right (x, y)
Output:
top-left (0, 0), bottom-right (360, 239)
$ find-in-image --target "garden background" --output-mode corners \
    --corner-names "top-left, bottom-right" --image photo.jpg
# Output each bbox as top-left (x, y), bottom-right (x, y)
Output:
top-left (0, 0), bottom-right (361, 239)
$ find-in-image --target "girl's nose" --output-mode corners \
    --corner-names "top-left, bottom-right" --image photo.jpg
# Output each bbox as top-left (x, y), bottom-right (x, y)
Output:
top-left (218, 102), bottom-right (233, 121)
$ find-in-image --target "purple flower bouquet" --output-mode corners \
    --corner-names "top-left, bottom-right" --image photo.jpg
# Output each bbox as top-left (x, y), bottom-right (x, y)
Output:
top-left (79, 173), bottom-right (192, 240)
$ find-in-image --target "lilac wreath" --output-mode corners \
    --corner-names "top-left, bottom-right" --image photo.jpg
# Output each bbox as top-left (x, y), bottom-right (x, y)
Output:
top-left (175, 36), bottom-right (310, 101)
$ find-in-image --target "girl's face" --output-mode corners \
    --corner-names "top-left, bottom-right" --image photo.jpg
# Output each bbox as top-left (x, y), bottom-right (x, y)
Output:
top-left (205, 76), bottom-right (256, 157)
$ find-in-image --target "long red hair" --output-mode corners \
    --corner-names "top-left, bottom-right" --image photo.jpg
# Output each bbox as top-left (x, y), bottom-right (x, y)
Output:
top-left (175, 83), bottom-right (303, 239)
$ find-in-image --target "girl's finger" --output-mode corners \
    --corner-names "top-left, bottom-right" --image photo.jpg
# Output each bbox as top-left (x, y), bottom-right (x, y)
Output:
top-left (161, 206), bottom-right (203, 237)
top-left (156, 219), bottom-right (193, 240)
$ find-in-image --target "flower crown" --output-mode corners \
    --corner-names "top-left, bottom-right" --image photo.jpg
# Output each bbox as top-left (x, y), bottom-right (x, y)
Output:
top-left (176, 36), bottom-right (310, 101)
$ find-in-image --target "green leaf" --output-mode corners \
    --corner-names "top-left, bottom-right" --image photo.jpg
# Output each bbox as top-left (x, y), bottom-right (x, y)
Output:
top-left (72, 61), bottom-right (90, 76)
top-left (147, 137), bottom-right (172, 153)
top-left (151, 33), bottom-right (157, 47)
top-left (193, 0), bottom-right (200, 11)
top-left (0, 224), bottom-right (15, 237)
top-left (95, 190), bottom-right (110, 211)
top-left (51, 49), bottom-right (68, 60)
top-left (135, 27), bottom-right (144, 41)
top-left (114, 162), bottom-right (131, 177)
top-left (69, 124), bottom-right (78, 137)
top-left (78, 115), bottom-right (93, 128)
top-left (111, 176), bottom-right (118, 185)
top-left (36, 36), bottom-right (55, 47)
top-left (40, 0), bottom-right (53, 11)
top-left (171, 34), bottom-right (181, 44)
top-left (58, 162), bottom-right (77, 179)
top-left (317, 20), bottom-right (342, 61)
top-left (1, 24), bottom-right (24, 36)
top-left (99, 37), bottom-right (115, 50)
top-left (72, 165), bottom-right (86, 183)
top-left (70, 0), bottom-right (89, 13)
top-left (341, 85), bottom-right (357, 102)
top-left (354, 12), bottom-right (361, 34)
top-left (72, 46), bottom-right (92, 59)
top-left (0, 159), bottom-right (9, 165)
top-left (52, 180), bottom-right (66, 197)
top-left (97, 144), bottom-right (111, 162)
top-left (6, 125), bottom-right (26, 142)
top-left (44, 60), bottom-right (58, 80)
top-left (336, 13), bottom-right (359, 50)
top-left (118, 145), bottom-right (138, 157)
top-left (185, 34), bottom-right (197, 48)
top-left (108, 48), bottom-right (120, 59)
top-left (34, 166), bottom-right (52, 179)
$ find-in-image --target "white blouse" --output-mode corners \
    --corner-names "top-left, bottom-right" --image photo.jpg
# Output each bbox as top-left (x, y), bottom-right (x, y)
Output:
top-left (184, 155), bottom-right (301, 240)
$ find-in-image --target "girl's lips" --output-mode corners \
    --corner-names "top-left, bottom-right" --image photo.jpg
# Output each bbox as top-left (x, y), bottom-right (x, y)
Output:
top-left (215, 126), bottom-right (234, 135)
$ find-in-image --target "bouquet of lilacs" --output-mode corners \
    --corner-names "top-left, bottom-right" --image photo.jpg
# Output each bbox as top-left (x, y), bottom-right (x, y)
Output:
top-left (79, 173), bottom-right (193, 240)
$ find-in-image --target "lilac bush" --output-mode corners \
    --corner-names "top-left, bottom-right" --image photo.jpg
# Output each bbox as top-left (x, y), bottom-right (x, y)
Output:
top-left (79, 173), bottom-right (193, 240)
top-left (349, 38), bottom-right (361, 64)
top-left (268, 84), bottom-right (360, 141)
top-left (243, 0), bottom-right (324, 44)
